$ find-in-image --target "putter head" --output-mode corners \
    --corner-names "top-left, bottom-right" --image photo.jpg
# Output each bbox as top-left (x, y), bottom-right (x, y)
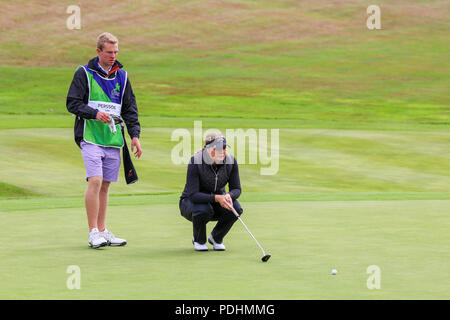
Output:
top-left (261, 254), bottom-right (271, 262)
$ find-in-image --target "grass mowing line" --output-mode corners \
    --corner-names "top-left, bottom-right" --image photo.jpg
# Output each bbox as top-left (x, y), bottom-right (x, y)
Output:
top-left (1, 192), bottom-right (450, 213)
top-left (0, 182), bottom-right (37, 197)
top-left (1, 114), bottom-right (450, 131)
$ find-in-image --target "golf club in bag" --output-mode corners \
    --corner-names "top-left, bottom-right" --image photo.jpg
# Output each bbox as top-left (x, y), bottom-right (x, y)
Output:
top-left (229, 205), bottom-right (271, 262)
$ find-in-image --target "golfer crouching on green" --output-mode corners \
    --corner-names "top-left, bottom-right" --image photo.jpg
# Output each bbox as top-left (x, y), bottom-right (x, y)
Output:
top-left (179, 132), bottom-right (243, 251)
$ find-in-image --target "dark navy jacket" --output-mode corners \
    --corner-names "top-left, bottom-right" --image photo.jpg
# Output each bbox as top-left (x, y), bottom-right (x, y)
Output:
top-left (180, 150), bottom-right (242, 203)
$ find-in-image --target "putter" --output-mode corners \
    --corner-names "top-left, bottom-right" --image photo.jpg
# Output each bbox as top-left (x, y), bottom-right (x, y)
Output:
top-left (229, 205), bottom-right (271, 262)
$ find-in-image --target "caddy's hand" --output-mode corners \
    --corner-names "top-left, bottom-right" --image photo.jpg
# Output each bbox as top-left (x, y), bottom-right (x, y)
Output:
top-left (131, 137), bottom-right (142, 158)
top-left (96, 111), bottom-right (111, 123)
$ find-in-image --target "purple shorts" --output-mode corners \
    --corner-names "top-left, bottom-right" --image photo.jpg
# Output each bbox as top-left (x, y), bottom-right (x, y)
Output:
top-left (80, 140), bottom-right (121, 182)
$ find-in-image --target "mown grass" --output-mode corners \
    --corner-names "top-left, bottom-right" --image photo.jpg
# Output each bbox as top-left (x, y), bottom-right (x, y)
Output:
top-left (1, 33), bottom-right (448, 123)
top-left (0, 127), bottom-right (448, 198)
top-left (0, 196), bottom-right (449, 299)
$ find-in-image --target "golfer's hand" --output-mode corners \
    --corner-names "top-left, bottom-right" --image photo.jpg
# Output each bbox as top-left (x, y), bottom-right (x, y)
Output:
top-left (215, 195), bottom-right (232, 210)
top-left (96, 111), bottom-right (111, 123)
top-left (224, 193), bottom-right (233, 208)
top-left (131, 137), bottom-right (142, 158)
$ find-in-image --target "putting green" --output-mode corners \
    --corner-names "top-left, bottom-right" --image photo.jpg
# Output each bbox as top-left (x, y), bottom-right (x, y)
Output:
top-left (0, 195), bottom-right (449, 299)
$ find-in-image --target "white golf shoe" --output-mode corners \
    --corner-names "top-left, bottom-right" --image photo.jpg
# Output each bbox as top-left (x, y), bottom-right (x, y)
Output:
top-left (192, 238), bottom-right (208, 251)
top-left (100, 229), bottom-right (127, 246)
top-left (88, 228), bottom-right (108, 248)
top-left (208, 234), bottom-right (226, 251)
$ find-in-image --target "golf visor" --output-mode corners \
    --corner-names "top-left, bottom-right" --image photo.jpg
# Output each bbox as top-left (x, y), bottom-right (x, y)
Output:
top-left (205, 137), bottom-right (229, 149)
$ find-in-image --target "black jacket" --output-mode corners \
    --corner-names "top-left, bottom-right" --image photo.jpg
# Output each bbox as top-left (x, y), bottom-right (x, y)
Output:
top-left (180, 151), bottom-right (242, 203)
top-left (66, 57), bottom-right (141, 147)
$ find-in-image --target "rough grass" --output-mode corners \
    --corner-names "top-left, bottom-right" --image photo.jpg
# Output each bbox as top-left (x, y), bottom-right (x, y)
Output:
top-left (0, 1), bottom-right (448, 125)
top-left (1, 0), bottom-right (448, 65)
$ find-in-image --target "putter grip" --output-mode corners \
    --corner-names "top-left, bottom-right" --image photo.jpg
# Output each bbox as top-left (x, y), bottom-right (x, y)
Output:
top-left (230, 206), bottom-right (240, 218)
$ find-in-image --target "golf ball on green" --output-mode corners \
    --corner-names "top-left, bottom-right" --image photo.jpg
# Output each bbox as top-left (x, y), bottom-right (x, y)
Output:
top-left (331, 269), bottom-right (337, 275)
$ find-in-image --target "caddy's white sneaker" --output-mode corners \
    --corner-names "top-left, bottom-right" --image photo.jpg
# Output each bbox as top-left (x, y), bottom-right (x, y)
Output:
top-left (89, 228), bottom-right (108, 248)
top-left (208, 234), bottom-right (226, 251)
top-left (192, 238), bottom-right (208, 251)
top-left (100, 229), bottom-right (127, 246)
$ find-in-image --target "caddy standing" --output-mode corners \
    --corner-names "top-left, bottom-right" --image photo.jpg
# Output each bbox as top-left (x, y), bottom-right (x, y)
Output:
top-left (66, 32), bottom-right (142, 248)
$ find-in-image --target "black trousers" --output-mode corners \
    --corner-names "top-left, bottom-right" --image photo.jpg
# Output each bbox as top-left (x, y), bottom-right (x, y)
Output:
top-left (179, 198), bottom-right (244, 244)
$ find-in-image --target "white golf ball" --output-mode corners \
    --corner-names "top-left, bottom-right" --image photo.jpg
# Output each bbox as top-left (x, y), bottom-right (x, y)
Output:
top-left (331, 269), bottom-right (338, 275)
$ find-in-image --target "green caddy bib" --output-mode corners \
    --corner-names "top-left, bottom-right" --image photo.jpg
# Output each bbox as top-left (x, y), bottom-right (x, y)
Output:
top-left (81, 66), bottom-right (125, 148)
